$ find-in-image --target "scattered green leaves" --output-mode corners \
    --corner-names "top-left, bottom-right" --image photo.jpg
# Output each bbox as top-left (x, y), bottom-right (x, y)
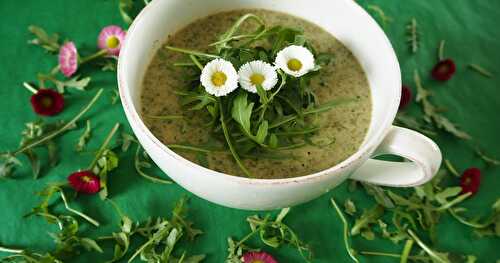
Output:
top-left (414, 70), bottom-right (471, 140)
top-left (75, 120), bottom-right (92, 152)
top-left (0, 89), bottom-right (103, 179)
top-left (28, 25), bottom-right (60, 53)
top-left (407, 18), bottom-right (420, 54)
top-left (227, 208), bottom-right (312, 262)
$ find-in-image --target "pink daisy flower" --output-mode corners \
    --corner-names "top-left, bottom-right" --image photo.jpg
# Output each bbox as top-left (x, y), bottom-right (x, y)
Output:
top-left (68, 170), bottom-right (101, 194)
top-left (98, 25), bottom-right (126, 56)
top-left (59, 42), bottom-right (78, 77)
top-left (242, 251), bottom-right (278, 263)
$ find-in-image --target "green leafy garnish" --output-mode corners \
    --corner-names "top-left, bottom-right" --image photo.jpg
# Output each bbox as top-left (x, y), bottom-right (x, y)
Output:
top-left (331, 198), bottom-right (359, 263)
top-left (227, 208), bottom-right (312, 262)
top-left (366, 5), bottom-right (393, 28)
top-left (163, 13), bottom-right (349, 176)
top-left (414, 70), bottom-right (471, 140)
top-left (351, 204), bottom-right (384, 240)
top-left (407, 18), bottom-right (420, 54)
top-left (38, 74), bottom-right (91, 93)
top-left (75, 120), bottom-right (92, 152)
top-left (0, 89), bottom-right (103, 178)
top-left (127, 198), bottom-right (203, 263)
top-left (26, 183), bottom-right (100, 227)
top-left (28, 25), bottom-right (60, 53)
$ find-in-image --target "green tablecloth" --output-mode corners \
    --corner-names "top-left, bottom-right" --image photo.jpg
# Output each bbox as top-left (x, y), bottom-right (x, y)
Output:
top-left (0, 0), bottom-right (498, 262)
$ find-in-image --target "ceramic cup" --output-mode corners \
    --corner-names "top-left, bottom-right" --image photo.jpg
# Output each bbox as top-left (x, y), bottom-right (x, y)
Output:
top-left (118, 0), bottom-right (442, 210)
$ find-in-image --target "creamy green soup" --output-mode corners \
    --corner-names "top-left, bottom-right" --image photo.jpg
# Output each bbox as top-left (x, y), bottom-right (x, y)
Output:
top-left (140, 9), bottom-right (372, 179)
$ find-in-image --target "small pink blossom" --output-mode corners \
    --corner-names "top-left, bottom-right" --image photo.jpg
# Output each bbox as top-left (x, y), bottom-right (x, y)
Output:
top-left (98, 25), bottom-right (126, 56)
top-left (59, 42), bottom-right (78, 77)
top-left (242, 251), bottom-right (278, 263)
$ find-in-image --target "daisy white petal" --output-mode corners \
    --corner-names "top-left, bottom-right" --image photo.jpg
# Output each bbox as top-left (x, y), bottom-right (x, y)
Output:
top-left (275, 45), bottom-right (315, 77)
top-left (200, 59), bottom-right (238, 97)
top-left (238, 60), bottom-right (278, 93)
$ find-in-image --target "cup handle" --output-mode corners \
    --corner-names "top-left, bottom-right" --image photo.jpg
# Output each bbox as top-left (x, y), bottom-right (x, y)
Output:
top-left (350, 126), bottom-right (442, 187)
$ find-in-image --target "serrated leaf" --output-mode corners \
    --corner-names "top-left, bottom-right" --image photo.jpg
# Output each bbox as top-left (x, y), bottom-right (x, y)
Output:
top-left (231, 92), bottom-right (254, 134)
top-left (24, 149), bottom-right (40, 179)
top-left (28, 25), bottom-right (60, 53)
top-left (255, 121), bottom-right (268, 144)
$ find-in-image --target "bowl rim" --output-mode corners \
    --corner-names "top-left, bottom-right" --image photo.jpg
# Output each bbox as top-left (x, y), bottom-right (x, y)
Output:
top-left (117, 0), bottom-right (401, 185)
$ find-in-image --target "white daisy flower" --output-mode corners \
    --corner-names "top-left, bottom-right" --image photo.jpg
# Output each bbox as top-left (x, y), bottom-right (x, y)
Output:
top-left (238, 60), bottom-right (278, 93)
top-left (200, 58), bottom-right (238, 97)
top-left (275, 45), bottom-right (315, 77)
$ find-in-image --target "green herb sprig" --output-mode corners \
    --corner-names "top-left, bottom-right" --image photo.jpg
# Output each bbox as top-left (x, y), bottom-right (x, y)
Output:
top-left (227, 208), bottom-right (312, 262)
top-left (0, 89), bottom-right (104, 179)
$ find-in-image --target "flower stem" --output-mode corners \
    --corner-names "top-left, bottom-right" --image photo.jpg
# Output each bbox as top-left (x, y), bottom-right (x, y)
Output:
top-left (59, 189), bottom-right (100, 227)
top-left (0, 246), bottom-right (24, 254)
top-left (360, 251), bottom-right (429, 261)
top-left (331, 198), bottom-right (360, 263)
top-left (80, 49), bottom-right (108, 65)
top-left (435, 192), bottom-right (471, 211)
top-left (22, 82), bottom-right (38, 94)
top-left (218, 98), bottom-right (251, 177)
top-left (87, 123), bottom-right (120, 170)
top-left (407, 229), bottom-right (448, 263)
top-left (400, 239), bottom-right (414, 263)
top-left (13, 89), bottom-right (103, 155)
top-left (165, 46), bottom-right (220, 59)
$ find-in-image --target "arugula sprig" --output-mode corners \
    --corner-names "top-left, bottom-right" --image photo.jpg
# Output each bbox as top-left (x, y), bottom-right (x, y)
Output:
top-left (0, 215), bottom-right (102, 262)
top-left (0, 89), bottom-right (104, 179)
top-left (414, 70), bottom-right (471, 139)
top-left (25, 183), bottom-right (100, 227)
top-left (126, 197), bottom-right (204, 263)
top-left (28, 25), bottom-right (60, 53)
top-left (227, 208), bottom-right (312, 262)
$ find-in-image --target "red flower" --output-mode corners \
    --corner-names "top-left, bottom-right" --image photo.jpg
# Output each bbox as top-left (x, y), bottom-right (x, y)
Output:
top-left (460, 167), bottom-right (481, 195)
top-left (30, 89), bottom-right (64, 116)
top-left (242, 251), bottom-right (278, 263)
top-left (68, 171), bottom-right (101, 194)
top-left (399, 85), bottom-right (412, 110)
top-left (431, 59), bottom-right (456, 81)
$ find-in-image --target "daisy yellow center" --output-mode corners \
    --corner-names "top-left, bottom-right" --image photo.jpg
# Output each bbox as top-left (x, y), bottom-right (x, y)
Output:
top-left (250, 73), bottom-right (265, 85)
top-left (41, 96), bottom-right (54, 108)
top-left (211, 71), bottom-right (227, 87)
top-left (250, 261), bottom-right (264, 263)
top-left (287, 58), bottom-right (302, 71)
top-left (81, 175), bottom-right (92, 183)
top-left (106, 36), bottom-right (120, 49)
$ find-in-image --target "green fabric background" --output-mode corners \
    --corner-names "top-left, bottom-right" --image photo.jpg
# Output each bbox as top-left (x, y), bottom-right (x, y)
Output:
top-left (0, 0), bottom-right (499, 262)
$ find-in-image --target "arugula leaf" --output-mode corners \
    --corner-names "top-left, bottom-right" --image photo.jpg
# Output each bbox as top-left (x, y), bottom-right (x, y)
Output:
top-left (75, 120), bottom-right (92, 152)
top-left (0, 153), bottom-right (22, 178)
top-left (414, 70), bottom-right (471, 140)
top-left (28, 25), bottom-right (60, 53)
top-left (362, 183), bottom-right (395, 208)
top-left (127, 198), bottom-right (204, 263)
top-left (232, 92), bottom-right (255, 138)
top-left (134, 143), bottom-right (172, 184)
top-left (406, 18), bottom-right (419, 53)
top-left (366, 5), bottom-right (393, 28)
top-left (228, 208), bottom-right (312, 262)
top-left (119, 0), bottom-right (134, 24)
top-left (351, 205), bottom-right (384, 240)
top-left (331, 198), bottom-right (360, 263)
top-left (344, 199), bottom-right (357, 216)
top-left (38, 74), bottom-right (91, 94)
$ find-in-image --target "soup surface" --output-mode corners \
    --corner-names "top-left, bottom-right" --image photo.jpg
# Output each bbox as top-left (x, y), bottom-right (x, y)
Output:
top-left (140, 9), bottom-right (372, 179)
